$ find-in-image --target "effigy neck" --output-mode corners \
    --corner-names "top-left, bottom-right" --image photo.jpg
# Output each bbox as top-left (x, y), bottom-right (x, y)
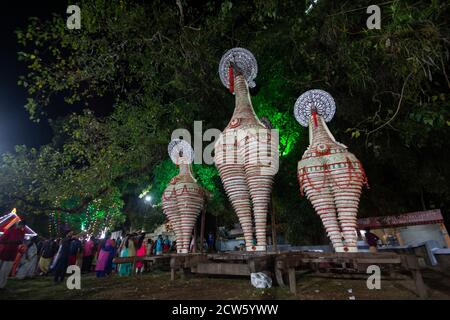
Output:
top-left (176, 163), bottom-right (197, 184)
top-left (229, 74), bottom-right (262, 127)
top-left (309, 115), bottom-right (338, 146)
top-left (178, 163), bottom-right (193, 176)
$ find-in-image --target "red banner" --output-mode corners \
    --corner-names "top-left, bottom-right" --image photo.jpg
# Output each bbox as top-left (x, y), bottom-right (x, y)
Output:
top-left (357, 209), bottom-right (444, 229)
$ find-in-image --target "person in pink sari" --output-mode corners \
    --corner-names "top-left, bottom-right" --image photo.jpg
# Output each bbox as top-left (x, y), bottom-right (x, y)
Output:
top-left (95, 237), bottom-right (114, 278)
top-left (135, 234), bottom-right (147, 274)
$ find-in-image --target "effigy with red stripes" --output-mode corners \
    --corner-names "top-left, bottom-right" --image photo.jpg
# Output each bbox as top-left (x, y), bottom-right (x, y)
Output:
top-left (294, 89), bottom-right (369, 252)
top-left (215, 48), bottom-right (279, 252)
top-left (162, 139), bottom-right (204, 254)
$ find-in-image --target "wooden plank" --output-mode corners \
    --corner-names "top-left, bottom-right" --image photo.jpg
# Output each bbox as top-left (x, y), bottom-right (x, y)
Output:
top-left (276, 251), bottom-right (429, 299)
top-left (170, 256), bottom-right (185, 269)
top-left (300, 252), bottom-right (399, 259)
top-left (402, 254), bottom-right (420, 270)
top-left (194, 263), bottom-right (250, 276)
top-left (114, 255), bottom-right (174, 264)
top-left (249, 257), bottom-right (273, 272)
top-left (113, 256), bottom-right (143, 264)
top-left (248, 259), bottom-right (257, 273)
top-left (310, 272), bottom-right (410, 280)
top-left (279, 253), bottom-right (403, 269)
top-left (207, 254), bottom-right (255, 261)
top-left (207, 252), bottom-right (276, 261)
top-left (143, 257), bottom-right (171, 267)
top-left (184, 255), bottom-right (209, 268)
top-left (293, 258), bottom-right (346, 264)
top-left (354, 258), bottom-right (401, 264)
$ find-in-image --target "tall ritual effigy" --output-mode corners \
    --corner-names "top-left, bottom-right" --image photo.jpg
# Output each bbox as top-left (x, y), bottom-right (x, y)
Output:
top-left (214, 48), bottom-right (279, 252)
top-left (294, 89), bottom-right (369, 252)
top-left (162, 139), bottom-right (204, 254)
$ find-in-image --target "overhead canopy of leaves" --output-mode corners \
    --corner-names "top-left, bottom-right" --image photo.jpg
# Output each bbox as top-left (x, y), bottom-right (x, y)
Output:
top-left (1, 0), bottom-right (448, 242)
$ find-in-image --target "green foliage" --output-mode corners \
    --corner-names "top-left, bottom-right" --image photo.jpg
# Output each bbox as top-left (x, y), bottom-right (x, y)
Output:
top-left (252, 74), bottom-right (302, 156)
top-left (50, 191), bottom-right (125, 237)
top-left (150, 159), bottom-right (178, 205)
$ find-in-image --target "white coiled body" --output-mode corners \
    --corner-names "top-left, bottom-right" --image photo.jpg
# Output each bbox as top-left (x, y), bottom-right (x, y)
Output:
top-left (298, 116), bottom-right (367, 252)
top-left (214, 74), bottom-right (278, 252)
top-left (162, 164), bottom-right (204, 254)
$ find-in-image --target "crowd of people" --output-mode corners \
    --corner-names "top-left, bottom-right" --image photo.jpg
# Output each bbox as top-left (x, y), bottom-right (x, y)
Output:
top-left (0, 220), bottom-right (183, 290)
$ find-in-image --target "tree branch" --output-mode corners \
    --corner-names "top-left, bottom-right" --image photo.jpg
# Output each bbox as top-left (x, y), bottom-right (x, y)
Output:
top-left (366, 72), bottom-right (413, 140)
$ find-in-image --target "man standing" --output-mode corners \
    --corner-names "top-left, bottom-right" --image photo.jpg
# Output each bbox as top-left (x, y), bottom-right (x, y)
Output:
top-left (0, 220), bottom-right (26, 289)
top-left (207, 232), bottom-right (215, 252)
top-left (53, 232), bottom-right (73, 284)
top-left (39, 238), bottom-right (57, 275)
top-left (68, 235), bottom-right (81, 266)
top-left (365, 228), bottom-right (380, 253)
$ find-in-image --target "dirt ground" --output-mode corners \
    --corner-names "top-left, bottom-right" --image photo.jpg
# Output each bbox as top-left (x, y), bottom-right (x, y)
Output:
top-left (1, 269), bottom-right (449, 300)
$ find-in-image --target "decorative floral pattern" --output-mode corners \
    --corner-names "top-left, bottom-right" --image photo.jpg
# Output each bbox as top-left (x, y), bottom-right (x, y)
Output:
top-left (294, 89), bottom-right (336, 127)
top-left (218, 47), bottom-right (258, 90)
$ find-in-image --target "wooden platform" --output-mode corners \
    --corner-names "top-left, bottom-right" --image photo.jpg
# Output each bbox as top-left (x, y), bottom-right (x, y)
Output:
top-left (115, 251), bottom-right (428, 298)
top-left (170, 252), bottom-right (276, 280)
top-left (274, 251), bottom-right (428, 298)
top-left (112, 255), bottom-right (171, 273)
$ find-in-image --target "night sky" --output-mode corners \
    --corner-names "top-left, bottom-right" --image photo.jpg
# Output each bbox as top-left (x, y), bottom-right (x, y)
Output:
top-left (0, 1), bottom-right (67, 154)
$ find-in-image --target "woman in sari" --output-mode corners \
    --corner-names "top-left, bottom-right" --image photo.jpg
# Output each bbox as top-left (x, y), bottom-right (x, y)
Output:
top-left (52, 235), bottom-right (72, 283)
top-left (9, 244), bottom-right (26, 277)
top-left (95, 236), bottom-right (114, 278)
top-left (162, 235), bottom-right (171, 253)
top-left (105, 239), bottom-right (116, 276)
top-left (118, 236), bottom-right (131, 276)
top-left (16, 237), bottom-right (39, 279)
top-left (155, 235), bottom-right (163, 255)
top-left (128, 235), bottom-right (136, 257)
top-left (135, 235), bottom-right (147, 275)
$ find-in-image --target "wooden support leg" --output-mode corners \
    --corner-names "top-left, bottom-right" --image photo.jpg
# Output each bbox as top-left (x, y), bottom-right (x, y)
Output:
top-left (388, 265), bottom-right (395, 278)
top-left (171, 268), bottom-right (176, 281)
top-left (275, 268), bottom-right (286, 287)
top-left (412, 269), bottom-right (428, 299)
top-left (275, 260), bottom-right (286, 287)
top-left (403, 254), bottom-right (428, 299)
top-left (200, 207), bottom-right (206, 253)
top-left (132, 257), bottom-right (136, 277)
top-left (288, 268), bottom-right (297, 294)
top-left (249, 259), bottom-right (256, 274)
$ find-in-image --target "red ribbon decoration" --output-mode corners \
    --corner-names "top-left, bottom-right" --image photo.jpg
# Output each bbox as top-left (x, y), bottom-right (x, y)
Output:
top-left (228, 65), bottom-right (234, 94)
top-left (357, 159), bottom-right (370, 189)
top-left (312, 111), bottom-right (318, 128)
